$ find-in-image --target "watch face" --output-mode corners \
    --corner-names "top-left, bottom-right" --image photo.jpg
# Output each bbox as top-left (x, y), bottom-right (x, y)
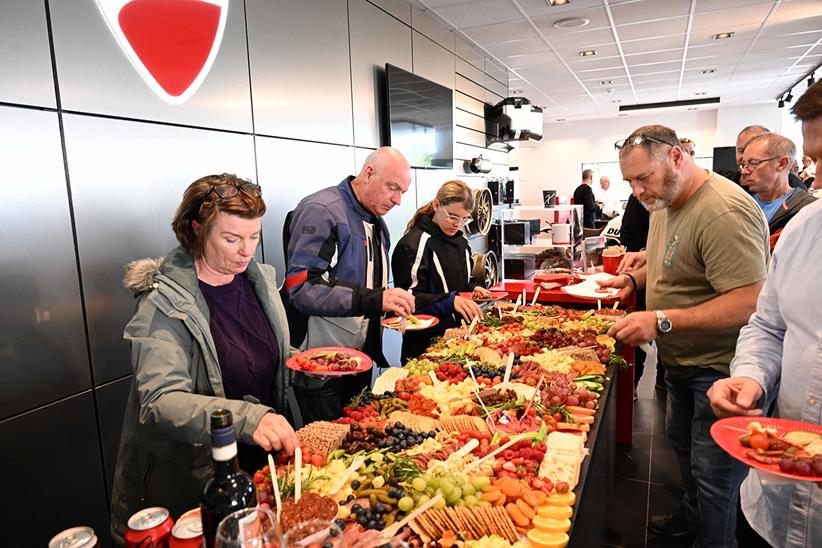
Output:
top-left (660, 320), bottom-right (672, 333)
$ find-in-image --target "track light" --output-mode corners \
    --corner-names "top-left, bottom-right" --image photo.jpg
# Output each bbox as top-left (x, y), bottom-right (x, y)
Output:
top-left (785, 90), bottom-right (793, 102)
top-left (778, 96), bottom-right (785, 108)
top-left (810, 73), bottom-right (816, 86)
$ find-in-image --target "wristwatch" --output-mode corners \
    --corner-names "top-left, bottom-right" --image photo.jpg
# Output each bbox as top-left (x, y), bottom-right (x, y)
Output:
top-left (655, 310), bottom-right (672, 335)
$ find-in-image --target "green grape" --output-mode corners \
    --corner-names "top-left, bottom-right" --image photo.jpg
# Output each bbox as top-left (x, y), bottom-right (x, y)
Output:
top-left (479, 500), bottom-right (492, 508)
top-left (412, 477), bottom-right (427, 492)
top-left (433, 497), bottom-right (447, 510)
top-left (398, 496), bottom-right (415, 512)
top-left (417, 494), bottom-right (431, 508)
top-left (463, 495), bottom-right (478, 508)
top-left (461, 484), bottom-right (476, 497)
top-left (439, 480), bottom-right (454, 494)
top-left (472, 476), bottom-right (491, 491)
top-left (445, 487), bottom-right (462, 505)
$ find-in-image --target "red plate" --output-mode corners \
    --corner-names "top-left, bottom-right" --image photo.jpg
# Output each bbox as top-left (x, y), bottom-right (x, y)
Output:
top-left (710, 416), bottom-right (822, 481)
top-left (457, 291), bottom-right (509, 302)
top-left (381, 314), bottom-right (439, 331)
top-left (286, 346), bottom-right (372, 377)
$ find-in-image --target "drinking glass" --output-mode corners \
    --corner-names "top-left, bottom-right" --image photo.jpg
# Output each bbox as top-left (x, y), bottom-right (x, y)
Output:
top-left (282, 519), bottom-right (345, 548)
top-left (215, 506), bottom-right (280, 548)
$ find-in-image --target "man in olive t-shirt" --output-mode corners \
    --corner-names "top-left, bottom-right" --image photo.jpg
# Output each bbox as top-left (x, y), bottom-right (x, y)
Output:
top-left (600, 125), bottom-right (768, 547)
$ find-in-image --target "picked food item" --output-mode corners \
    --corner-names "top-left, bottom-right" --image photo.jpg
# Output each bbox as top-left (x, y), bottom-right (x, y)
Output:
top-left (296, 421), bottom-right (351, 456)
top-left (602, 245), bottom-right (625, 256)
top-left (382, 314), bottom-right (439, 331)
top-left (593, 308), bottom-right (626, 322)
top-left (410, 506), bottom-right (520, 543)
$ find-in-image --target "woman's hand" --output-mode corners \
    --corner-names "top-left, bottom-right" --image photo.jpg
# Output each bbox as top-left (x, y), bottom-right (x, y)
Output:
top-left (472, 286), bottom-right (492, 299)
top-left (252, 412), bottom-right (298, 454)
top-left (454, 295), bottom-right (483, 323)
top-left (617, 251), bottom-right (646, 273)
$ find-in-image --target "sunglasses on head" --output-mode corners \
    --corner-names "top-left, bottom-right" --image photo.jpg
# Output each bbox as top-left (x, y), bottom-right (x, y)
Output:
top-left (615, 134), bottom-right (679, 151)
top-left (192, 182), bottom-right (262, 218)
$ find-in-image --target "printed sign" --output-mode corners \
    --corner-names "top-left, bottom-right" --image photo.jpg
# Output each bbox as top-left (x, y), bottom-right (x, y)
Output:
top-left (95, 0), bottom-right (229, 104)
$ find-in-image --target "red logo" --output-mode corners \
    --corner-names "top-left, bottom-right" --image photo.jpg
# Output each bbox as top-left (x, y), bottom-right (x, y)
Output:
top-left (95, 0), bottom-right (228, 104)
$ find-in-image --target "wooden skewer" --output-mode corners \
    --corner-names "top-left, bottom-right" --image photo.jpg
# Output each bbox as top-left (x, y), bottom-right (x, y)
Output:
top-left (531, 286), bottom-right (541, 305)
top-left (597, 299), bottom-right (602, 310)
top-left (455, 438), bottom-right (480, 458)
top-left (463, 433), bottom-right (527, 474)
top-left (522, 374), bottom-right (545, 416)
top-left (267, 454), bottom-right (283, 523)
top-left (380, 493), bottom-right (444, 539)
top-left (612, 300), bottom-right (620, 310)
top-left (328, 455), bottom-right (365, 496)
top-left (503, 352), bottom-right (514, 384)
top-left (294, 447), bottom-right (302, 503)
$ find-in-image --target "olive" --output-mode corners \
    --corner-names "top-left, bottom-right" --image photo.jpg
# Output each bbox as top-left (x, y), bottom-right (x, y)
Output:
top-left (351, 480), bottom-right (361, 489)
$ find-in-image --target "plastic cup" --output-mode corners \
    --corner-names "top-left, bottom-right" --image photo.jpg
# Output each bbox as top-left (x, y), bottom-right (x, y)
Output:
top-left (602, 253), bottom-right (623, 275)
top-left (215, 507), bottom-right (280, 548)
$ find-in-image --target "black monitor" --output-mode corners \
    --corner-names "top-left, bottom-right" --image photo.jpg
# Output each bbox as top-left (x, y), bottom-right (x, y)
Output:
top-left (712, 146), bottom-right (738, 179)
top-left (385, 64), bottom-right (454, 169)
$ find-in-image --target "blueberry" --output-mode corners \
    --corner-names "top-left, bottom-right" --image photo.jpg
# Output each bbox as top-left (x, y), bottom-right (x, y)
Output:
top-left (351, 504), bottom-right (362, 514)
top-left (329, 528), bottom-right (340, 538)
top-left (374, 501), bottom-right (385, 514)
top-left (323, 541), bottom-right (334, 548)
top-left (367, 519), bottom-right (378, 530)
top-left (334, 518), bottom-right (346, 529)
top-left (394, 421), bottom-right (403, 429)
top-left (339, 499), bottom-right (347, 506)
top-left (376, 519), bottom-right (386, 529)
top-left (351, 480), bottom-right (361, 489)
top-left (346, 494), bottom-right (355, 502)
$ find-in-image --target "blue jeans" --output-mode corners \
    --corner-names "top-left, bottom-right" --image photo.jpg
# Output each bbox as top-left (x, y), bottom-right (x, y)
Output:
top-left (665, 368), bottom-right (748, 548)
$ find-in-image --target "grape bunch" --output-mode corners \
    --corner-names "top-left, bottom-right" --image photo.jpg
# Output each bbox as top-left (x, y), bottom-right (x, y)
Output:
top-left (406, 466), bottom-right (493, 509)
top-left (529, 330), bottom-right (575, 350)
top-left (565, 329), bottom-right (611, 364)
top-left (779, 454), bottom-right (822, 476)
top-left (405, 358), bottom-right (439, 376)
top-left (467, 363), bottom-right (505, 380)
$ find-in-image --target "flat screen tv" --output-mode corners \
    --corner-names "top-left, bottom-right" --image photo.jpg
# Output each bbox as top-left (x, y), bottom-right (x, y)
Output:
top-left (385, 63), bottom-right (453, 169)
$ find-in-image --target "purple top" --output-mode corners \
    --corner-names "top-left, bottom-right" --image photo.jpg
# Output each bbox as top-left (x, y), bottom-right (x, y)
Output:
top-left (199, 273), bottom-right (280, 407)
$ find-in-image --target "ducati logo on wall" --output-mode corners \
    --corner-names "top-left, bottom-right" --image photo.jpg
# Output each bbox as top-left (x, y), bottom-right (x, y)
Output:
top-left (94, 0), bottom-right (229, 104)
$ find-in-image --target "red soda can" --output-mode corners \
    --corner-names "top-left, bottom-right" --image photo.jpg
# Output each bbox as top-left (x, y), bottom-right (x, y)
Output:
top-left (168, 508), bottom-right (204, 547)
top-left (125, 507), bottom-right (174, 548)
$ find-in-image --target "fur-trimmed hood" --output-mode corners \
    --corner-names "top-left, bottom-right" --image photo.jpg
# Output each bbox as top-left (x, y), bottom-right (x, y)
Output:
top-left (123, 257), bottom-right (164, 297)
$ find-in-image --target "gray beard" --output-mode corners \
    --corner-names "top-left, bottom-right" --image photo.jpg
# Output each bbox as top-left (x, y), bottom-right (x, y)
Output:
top-left (640, 170), bottom-right (681, 211)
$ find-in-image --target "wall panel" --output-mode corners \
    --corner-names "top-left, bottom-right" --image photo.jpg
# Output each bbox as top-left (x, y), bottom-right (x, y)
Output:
top-left (96, 375), bottom-right (133, 495)
top-left (50, 0), bottom-right (252, 131)
top-left (368, 0), bottom-right (412, 24)
top-left (412, 31), bottom-right (455, 90)
top-left (350, 0), bottom-right (412, 148)
top-left (1, 391), bottom-right (109, 546)
top-left (0, 107), bottom-right (89, 420)
top-left (0, 0), bottom-right (55, 107)
top-left (411, 6), bottom-right (454, 53)
top-left (257, 137), bottom-right (356, 281)
top-left (247, 0), bottom-right (353, 145)
top-left (63, 115), bottom-right (256, 383)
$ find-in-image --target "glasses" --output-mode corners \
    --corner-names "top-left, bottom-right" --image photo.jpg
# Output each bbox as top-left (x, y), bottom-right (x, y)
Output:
top-left (738, 156), bottom-right (780, 171)
top-left (615, 134), bottom-right (678, 150)
top-left (440, 206), bottom-right (473, 225)
top-left (193, 182), bottom-right (262, 217)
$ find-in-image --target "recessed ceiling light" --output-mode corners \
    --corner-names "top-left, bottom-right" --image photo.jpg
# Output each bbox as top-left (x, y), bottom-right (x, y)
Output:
top-left (618, 113), bottom-right (628, 117)
top-left (511, 89), bottom-right (523, 95)
top-left (554, 17), bottom-right (590, 29)
top-left (600, 80), bottom-right (613, 85)
top-left (556, 118), bottom-right (566, 121)
top-left (611, 99), bottom-right (621, 103)
top-left (694, 92), bottom-right (707, 96)
top-left (687, 107), bottom-right (699, 111)
top-left (701, 69), bottom-right (716, 75)
top-left (579, 49), bottom-right (597, 57)
top-left (712, 32), bottom-right (734, 40)
top-left (547, 0), bottom-right (571, 5)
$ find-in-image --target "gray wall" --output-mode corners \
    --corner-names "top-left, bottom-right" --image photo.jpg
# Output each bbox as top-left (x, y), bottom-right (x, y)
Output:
top-left (0, 0), bottom-right (507, 544)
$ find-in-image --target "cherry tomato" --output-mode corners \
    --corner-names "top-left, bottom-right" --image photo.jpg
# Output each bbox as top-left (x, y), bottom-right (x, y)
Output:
top-left (749, 433), bottom-right (771, 451)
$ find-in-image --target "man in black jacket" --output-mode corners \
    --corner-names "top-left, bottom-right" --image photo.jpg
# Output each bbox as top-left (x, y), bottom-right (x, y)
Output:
top-left (573, 169), bottom-right (597, 228)
top-left (739, 133), bottom-right (816, 251)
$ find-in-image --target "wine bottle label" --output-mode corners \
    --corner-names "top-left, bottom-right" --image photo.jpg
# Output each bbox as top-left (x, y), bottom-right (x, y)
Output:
top-left (212, 441), bottom-right (238, 462)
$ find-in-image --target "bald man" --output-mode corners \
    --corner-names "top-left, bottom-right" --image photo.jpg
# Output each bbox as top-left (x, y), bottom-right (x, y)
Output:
top-left (286, 147), bottom-right (415, 422)
top-left (731, 125), bottom-right (807, 190)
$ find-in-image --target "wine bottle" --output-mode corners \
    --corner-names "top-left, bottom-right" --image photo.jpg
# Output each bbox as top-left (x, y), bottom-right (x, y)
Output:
top-left (200, 409), bottom-right (256, 548)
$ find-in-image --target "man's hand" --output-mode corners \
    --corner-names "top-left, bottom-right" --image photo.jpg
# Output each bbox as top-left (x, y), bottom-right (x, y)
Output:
top-left (383, 288), bottom-right (415, 317)
top-left (596, 274), bottom-right (635, 300)
top-left (707, 377), bottom-right (764, 418)
top-left (617, 251), bottom-right (647, 273)
top-left (454, 295), bottom-right (483, 323)
top-left (252, 412), bottom-right (298, 454)
top-left (607, 311), bottom-right (657, 346)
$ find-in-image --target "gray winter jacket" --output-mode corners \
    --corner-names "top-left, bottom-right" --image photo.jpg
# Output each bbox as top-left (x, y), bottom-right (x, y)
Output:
top-left (110, 246), bottom-right (293, 544)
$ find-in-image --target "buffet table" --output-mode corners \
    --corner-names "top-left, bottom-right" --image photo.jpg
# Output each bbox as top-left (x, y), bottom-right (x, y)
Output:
top-left (493, 280), bottom-right (636, 445)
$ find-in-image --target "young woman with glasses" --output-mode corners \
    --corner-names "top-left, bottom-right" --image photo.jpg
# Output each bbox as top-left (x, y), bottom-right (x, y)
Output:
top-left (391, 180), bottom-right (491, 362)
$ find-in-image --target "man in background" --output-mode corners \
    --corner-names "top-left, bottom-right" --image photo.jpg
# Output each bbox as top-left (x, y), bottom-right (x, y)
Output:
top-left (732, 125), bottom-right (807, 190)
top-left (285, 147), bottom-right (415, 422)
top-left (679, 137), bottom-right (695, 157)
top-left (739, 133), bottom-right (816, 251)
top-left (573, 168), bottom-right (597, 228)
top-left (600, 125), bottom-right (769, 546)
top-left (596, 175), bottom-right (622, 219)
top-left (707, 79), bottom-right (822, 548)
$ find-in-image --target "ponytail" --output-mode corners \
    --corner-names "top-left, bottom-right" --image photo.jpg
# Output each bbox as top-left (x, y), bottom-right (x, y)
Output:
top-left (404, 180), bottom-right (475, 235)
